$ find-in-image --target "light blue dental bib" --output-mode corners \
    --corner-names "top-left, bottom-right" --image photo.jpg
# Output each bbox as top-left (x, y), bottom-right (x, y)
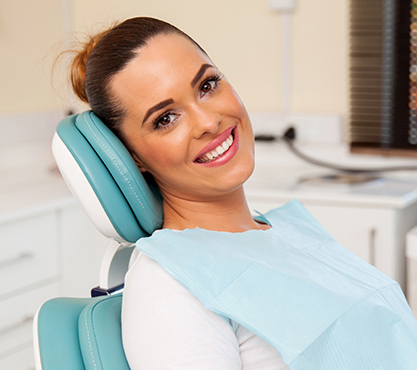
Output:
top-left (136, 200), bottom-right (417, 369)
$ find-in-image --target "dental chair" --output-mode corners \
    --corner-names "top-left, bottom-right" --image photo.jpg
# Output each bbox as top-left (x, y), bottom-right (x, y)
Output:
top-left (33, 111), bottom-right (164, 370)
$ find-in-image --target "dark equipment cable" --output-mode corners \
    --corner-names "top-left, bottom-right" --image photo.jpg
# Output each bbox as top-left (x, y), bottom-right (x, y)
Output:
top-left (254, 128), bottom-right (417, 174)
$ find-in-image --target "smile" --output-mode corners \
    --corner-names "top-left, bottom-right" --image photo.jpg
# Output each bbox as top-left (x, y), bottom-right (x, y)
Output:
top-left (194, 126), bottom-right (239, 167)
top-left (195, 134), bottom-right (234, 163)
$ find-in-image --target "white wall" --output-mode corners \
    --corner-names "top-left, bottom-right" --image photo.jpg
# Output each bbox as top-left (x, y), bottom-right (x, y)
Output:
top-left (291, 0), bottom-right (348, 115)
top-left (0, 0), bottom-right (349, 119)
top-left (0, 0), bottom-right (66, 114)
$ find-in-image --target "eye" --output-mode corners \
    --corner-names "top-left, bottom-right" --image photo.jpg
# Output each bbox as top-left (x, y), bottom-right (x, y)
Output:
top-left (201, 80), bottom-right (216, 93)
top-left (200, 75), bottom-right (221, 96)
top-left (153, 112), bottom-right (177, 130)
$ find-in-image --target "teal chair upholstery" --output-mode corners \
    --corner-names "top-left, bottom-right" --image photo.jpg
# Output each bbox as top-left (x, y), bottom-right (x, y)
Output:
top-left (36, 294), bottom-right (129, 370)
top-left (35, 111), bottom-right (165, 369)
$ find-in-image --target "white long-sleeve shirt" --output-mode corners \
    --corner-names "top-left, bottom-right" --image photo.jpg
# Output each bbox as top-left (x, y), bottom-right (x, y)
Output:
top-left (122, 252), bottom-right (288, 369)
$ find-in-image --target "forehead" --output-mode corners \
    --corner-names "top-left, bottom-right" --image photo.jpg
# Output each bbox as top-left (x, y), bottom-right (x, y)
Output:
top-left (111, 33), bottom-right (212, 113)
top-left (134, 33), bottom-right (209, 70)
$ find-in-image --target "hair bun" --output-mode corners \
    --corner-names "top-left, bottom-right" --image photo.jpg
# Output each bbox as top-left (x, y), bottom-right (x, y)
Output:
top-left (70, 29), bottom-right (110, 103)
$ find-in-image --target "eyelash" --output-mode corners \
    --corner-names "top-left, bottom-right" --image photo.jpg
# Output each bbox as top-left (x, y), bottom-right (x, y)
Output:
top-left (199, 74), bottom-right (222, 96)
top-left (152, 73), bottom-right (222, 130)
top-left (152, 111), bottom-right (178, 131)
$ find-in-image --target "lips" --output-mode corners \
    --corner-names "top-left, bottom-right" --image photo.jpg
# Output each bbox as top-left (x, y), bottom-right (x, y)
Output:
top-left (194, 126), bottom-right (239, 167)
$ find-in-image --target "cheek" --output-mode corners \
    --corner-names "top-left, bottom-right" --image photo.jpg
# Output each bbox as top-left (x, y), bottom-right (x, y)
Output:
top-left (220, 86), bottom-right (249, 118)
top-left (137, 136), bottom-right (188, 175)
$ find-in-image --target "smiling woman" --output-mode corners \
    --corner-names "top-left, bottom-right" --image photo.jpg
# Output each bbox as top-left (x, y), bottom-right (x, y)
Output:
top-left (71, 18), bottom-right (259, 233)
top-left (67, 16), bottom-right (417, 370)
top-left (109, 32), bottom-right (257, 231)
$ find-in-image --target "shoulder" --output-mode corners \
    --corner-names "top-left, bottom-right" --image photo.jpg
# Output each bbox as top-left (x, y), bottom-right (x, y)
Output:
top-left (123, 252), bottom-right (204, 316)
top-left (122, 252), bottom-right (241, 369)
top-left (124, 250), bottom-right (176, 288)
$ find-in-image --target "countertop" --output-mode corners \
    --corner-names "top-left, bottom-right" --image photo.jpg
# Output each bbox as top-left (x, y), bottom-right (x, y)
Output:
top-left (0, 140), bottom-right (73, 223)
top-left (245, 141), bottom-right (417, 209)
top-left (3, 139), bottom-right (417, 224)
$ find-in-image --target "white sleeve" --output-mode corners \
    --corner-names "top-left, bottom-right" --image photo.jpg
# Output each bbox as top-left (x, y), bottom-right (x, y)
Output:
top-left (122, 253), bottom-right (242, 370)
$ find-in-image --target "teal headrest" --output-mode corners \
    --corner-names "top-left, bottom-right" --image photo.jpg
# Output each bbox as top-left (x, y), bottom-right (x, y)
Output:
top-left (54, 111), bottom-right (163, 243)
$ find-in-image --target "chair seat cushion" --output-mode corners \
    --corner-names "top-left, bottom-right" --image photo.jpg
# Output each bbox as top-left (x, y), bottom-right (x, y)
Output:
top-left (36, 294), bottom-right (129, 370)
top-left (78, 293), bottom-right (130, 370)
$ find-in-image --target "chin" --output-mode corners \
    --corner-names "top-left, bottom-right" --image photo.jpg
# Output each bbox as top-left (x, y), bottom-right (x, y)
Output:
top-left (223, 156), bottom-right (255, 191)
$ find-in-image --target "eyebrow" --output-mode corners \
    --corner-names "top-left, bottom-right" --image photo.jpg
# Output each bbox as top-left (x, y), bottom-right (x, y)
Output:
top-left (142, 98), bottom-right (174, 125)
top-left (141, 64), bottom-right (214, 125)
top-left (191, 63), bottom-right (214, 88)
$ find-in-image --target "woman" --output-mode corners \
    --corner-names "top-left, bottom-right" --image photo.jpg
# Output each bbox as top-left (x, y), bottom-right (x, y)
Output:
top-left (69, 17), bottom-right (417, 369)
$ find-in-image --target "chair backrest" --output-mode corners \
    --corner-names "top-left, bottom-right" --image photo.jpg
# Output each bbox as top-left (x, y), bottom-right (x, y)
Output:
top-left (52, 111), bottom-right (164, 244)
top-left (35, 111), bottom-right (165, 369)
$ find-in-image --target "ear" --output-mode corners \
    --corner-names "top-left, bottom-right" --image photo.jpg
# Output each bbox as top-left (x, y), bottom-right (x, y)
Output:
top-left (131, 152), bottom-right (148, 173)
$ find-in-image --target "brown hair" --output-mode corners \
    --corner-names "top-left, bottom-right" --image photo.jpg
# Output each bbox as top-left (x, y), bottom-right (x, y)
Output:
top-left (69, 17), bottom-right (206, 139)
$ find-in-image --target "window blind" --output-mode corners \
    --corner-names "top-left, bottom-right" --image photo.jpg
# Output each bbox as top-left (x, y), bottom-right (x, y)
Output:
top-left (349, 0), bottom-right (413, 155)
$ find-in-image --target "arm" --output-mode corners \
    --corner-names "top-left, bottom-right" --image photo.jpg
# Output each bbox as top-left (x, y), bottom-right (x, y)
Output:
top-left (122, 253), bottom-right (242, 369)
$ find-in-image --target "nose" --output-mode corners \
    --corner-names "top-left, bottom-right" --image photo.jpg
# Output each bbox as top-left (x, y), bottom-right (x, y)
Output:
top-left (189, 103), bottom-right (221, 138)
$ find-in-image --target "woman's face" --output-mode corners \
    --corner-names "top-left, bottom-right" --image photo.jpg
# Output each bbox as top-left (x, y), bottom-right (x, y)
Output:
top-left (111, 33), bottom-right (255, 202)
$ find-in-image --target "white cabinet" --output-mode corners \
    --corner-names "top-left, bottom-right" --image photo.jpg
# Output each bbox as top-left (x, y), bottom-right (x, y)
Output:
top-left (246, 142), bottom-right (417, 292)
top-left (0, 210), bottom-right (61, 369)
top-left (0, 283), bottom-right (59, 370)
top-left (0, 212), bottom-right (59, 296)
top-left (0, 199), bottom-right (107, 369)
top-left (0, 346), bottom-right (37, 370)
top-left (247, 196), bottom-right (417, 290)
top-left (59, 202), bottom-right (109, 297)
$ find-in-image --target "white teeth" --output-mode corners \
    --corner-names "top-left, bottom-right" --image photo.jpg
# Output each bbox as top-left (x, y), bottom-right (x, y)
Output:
top-left (196, 133), bottom-right (234, 163)
top-left (216, 145), bottom-right (225, 155)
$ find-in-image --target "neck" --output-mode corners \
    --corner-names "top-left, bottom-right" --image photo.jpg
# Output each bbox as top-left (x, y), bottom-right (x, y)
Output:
top-left (161, 186), bottom-right (269, 233)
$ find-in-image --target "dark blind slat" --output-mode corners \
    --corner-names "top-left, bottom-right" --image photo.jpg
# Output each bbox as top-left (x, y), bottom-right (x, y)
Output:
top-left (349, 0), bottom-right (413, 150)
